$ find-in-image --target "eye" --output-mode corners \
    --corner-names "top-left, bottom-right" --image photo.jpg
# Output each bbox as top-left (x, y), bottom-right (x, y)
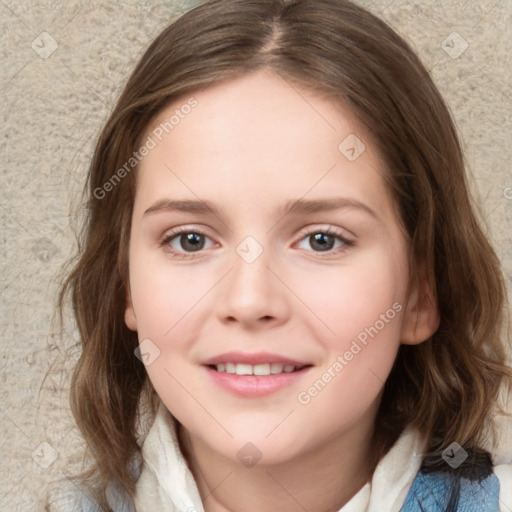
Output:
top-left (160, 225), bottom-right (354, 259)
top-left (160, 227), bottom-right (215, 257)
top-left (296, 227), bottom-right (354, 254)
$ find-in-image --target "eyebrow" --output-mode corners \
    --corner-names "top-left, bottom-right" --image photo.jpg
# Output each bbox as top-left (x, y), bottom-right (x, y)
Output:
top-left (143, 197), bottom-right (377, 219)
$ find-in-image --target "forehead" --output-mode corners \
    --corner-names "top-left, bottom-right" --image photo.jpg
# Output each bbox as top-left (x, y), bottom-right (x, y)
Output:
top-left (135, 68), bottom-right (395, 223)
top-left (145, 68), bottom-right (369, 154)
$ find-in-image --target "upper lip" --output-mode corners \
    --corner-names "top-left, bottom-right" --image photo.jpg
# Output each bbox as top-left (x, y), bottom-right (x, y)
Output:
top-left (202, 351), bottom-right (311, 366)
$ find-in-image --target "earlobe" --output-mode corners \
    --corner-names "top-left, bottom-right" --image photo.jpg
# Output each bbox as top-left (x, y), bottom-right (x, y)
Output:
top-left (124, 287), bottom-right (138, 331)
top-left (400, 276), bottom-right (440, 345)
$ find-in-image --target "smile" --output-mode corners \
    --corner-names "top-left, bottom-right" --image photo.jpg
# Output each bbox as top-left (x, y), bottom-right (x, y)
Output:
top-left (204, 364), bottom-right (313, 398)
top-left (209, 362), bottom-right (309, 375)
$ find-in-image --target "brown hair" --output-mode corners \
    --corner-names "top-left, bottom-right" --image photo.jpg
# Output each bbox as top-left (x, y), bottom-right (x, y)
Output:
top-left (54, 0), bottom-right (512, 509)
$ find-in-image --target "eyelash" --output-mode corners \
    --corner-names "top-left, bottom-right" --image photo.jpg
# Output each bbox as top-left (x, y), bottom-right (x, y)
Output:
top-left (159, 226), bottom-right (355, 259)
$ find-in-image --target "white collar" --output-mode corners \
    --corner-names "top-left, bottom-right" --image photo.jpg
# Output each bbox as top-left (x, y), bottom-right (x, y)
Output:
top-left (134, 402), bottom-right (426, 512)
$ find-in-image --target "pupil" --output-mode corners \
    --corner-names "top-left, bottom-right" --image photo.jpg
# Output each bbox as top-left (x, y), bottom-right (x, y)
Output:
top-left (310, 233), bottom-right (334, 251)
top-left (181, 233), bottom-right (204, 252)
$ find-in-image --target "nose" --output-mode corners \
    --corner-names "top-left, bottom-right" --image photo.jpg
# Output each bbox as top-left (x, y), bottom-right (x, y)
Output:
top-left (216, 244), bottom-right (290, 329)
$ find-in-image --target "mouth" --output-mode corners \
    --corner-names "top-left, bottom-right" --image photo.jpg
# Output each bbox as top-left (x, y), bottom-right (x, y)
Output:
top-left (206, 362), bottom-right (312, 375)
top-left (203, 360), bottom-right (314, 398)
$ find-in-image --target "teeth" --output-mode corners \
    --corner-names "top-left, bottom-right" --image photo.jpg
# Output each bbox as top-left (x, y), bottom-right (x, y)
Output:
top-left (253, 364), bottom-right (270, 376)
top-left (235, 364), bottom-right (253, 375)
top-left (214, 363), bottom-right (301, 375)
top-left (270, 363), bottom-right (284, 374)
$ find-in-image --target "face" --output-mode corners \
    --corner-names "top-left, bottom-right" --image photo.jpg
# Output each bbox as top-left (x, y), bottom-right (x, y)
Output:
top-left (125, 68), bottom-right (434, 466)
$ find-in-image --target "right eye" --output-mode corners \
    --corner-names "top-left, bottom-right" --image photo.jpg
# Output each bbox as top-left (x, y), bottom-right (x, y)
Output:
top-left (160, 227), bottom-right (216, 258)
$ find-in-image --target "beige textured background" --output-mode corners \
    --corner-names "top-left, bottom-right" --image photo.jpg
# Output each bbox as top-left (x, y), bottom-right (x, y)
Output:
top-left (1, 1), bottom-right (511, 511)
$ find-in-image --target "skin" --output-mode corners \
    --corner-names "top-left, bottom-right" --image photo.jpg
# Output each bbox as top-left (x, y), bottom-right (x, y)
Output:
top-left (125, 68), bottom-right (439, 512)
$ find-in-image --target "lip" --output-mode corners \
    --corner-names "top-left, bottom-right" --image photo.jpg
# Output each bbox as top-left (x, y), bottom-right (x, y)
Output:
top-left (203, 353), bottom-right (313, 398)
top-left (202, 351), bottom-right (310, 366)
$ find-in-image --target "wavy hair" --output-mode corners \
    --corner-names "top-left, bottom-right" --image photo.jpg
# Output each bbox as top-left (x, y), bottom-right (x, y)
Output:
top-left (53, 0), bottom-right (512, 509)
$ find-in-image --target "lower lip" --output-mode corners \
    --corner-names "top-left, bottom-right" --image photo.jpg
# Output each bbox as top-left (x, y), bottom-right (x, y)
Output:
top-left (203, 365), bottom-right (313, 398)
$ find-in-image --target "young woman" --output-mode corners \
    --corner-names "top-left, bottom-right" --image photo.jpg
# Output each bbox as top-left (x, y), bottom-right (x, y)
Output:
top-left (50, 1), bottom-right (512, 510)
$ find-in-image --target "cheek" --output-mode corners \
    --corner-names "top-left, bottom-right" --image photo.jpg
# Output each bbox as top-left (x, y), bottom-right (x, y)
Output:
top-left (294, 252), bottom-right (407, 348)
top-left (128, 254), bottom-right (215, 402)
top-left (291, 277), bottom-right (404, 438)
top-left (290, 250), bottom-right (407, 407)
top-left (129, 249), bottom-right (212, 339)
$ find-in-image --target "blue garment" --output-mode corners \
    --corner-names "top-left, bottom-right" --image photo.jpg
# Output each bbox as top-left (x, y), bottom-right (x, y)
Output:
top-left (400, 470), bottom-right (501, 511)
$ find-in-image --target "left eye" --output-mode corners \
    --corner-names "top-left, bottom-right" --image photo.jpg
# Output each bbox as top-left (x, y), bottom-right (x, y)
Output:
top-left (297, 231), bottom-right (349, 252)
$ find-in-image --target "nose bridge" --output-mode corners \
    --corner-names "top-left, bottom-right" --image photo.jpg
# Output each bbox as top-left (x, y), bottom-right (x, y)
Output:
top-left (216, 234), bottom-right (289, 325)
top-left (230, 234), bottom-right (273, 303)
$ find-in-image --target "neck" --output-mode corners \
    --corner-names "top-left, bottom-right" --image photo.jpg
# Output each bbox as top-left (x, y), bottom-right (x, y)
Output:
top-left (178, 420), bottom-right (378, 512)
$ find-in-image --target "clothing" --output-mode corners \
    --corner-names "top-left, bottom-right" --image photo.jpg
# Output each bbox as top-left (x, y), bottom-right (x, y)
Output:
top-left (52, 402), bottom-right (512, 511)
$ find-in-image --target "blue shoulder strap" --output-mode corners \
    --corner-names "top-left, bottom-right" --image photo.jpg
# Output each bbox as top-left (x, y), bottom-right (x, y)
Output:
top-left (400, 470), bottom-right (501, 511)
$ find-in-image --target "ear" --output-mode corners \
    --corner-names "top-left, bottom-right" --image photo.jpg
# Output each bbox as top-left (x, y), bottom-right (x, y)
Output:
top-left (400, 272), bottom-right (440, 345)
top-left (124, 285), bottom-right (138, 332)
